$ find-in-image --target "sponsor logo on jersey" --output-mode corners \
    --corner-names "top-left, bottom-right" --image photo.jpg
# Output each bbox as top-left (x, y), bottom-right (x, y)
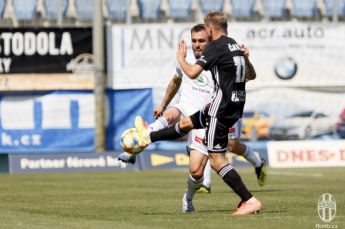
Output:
top-left (194, 74), bottom-right (208, 86)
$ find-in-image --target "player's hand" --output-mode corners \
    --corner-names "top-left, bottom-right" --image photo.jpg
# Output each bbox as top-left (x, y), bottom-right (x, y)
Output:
top-left (240, 43), bottom-right (249, 58)
top-left (153, 106), bottom-right (165, 119)
top-left (177, 40), bottom-right (187, 63)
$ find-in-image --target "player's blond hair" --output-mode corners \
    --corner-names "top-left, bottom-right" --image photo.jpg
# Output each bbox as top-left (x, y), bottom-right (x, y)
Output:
top-left (204, 12), bottom-right (228, 33)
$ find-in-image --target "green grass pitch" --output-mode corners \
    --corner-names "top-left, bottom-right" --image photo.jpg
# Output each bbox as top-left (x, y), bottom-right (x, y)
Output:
top-left (0, 167), bottom-right (344, 229)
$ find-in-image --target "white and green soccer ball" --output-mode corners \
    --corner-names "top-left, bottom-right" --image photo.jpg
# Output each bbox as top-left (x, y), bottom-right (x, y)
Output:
top-left (120, 128), bottom-right (144, 155)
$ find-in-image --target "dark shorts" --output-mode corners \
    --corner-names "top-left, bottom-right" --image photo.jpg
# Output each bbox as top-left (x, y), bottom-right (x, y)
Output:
top-left (190, 105), bottom-right (238, 153)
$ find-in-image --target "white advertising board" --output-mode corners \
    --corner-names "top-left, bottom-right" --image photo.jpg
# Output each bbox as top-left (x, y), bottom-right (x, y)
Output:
top-left (268, 140), bottom-right (345, 168)
top-left (107, 22), bottom-right (345, 90)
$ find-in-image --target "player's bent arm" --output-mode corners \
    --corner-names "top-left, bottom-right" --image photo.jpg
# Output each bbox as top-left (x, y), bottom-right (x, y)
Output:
top-left (178, 60), bottom-right (203, 79)
top-left (245, 57), bottom-right (256, 81)
top-left (177, 39), bottom-right (203, 79)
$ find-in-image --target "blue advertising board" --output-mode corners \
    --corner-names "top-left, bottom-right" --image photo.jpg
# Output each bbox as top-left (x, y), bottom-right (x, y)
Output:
top-left (8, 152), bottom-right (140, 173)
top-left (6, 147), bottom-right (268, 174)
top-left (137, 143), bottom-right (268, 170)
top-left (0, 89), bottom-right (154, 153)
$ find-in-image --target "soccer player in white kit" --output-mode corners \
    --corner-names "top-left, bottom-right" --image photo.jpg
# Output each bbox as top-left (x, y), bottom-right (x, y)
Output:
top-left (118, 24), bottom-right (266, 212)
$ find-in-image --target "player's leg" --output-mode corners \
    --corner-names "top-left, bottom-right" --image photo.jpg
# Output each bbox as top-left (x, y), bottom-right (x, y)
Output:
top-left (206, 116), bottom-right (262, 215)
top-left (229, 140), bottom-right (267, 186)
top-left (197, 159), bottom-right (211, 193)
top-left (183, 148), bottom-right (208, 212)
top-left (209, 151), bottom-right (262, 215)
top-left (229, 140), bottom-right (262, 167)
top-left (182, 129), bottom-right (209, 212)
top-left (187, 128), bottom-right (211, 193)
top-left (135, 109), bottom-right (205, 148)
top-left (148, 107), bottom-right (181, 133)
top-left (228, 120), bottom-right (267, 186)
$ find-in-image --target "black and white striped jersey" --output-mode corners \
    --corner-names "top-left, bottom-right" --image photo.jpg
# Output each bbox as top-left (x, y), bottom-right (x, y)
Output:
top-left (196, 35), bottom-right (246, 120)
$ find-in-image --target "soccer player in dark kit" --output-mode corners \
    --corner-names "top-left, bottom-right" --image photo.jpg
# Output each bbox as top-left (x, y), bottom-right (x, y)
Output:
top-left (134, 11), bottom-right (262, 216)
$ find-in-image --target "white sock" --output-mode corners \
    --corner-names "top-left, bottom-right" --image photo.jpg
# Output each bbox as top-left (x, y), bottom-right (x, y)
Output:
top-left (147, 116), bottom-right (169, 134)
top-left (186, 174), bottom-right (203, 200)
top-left (202, 160), bottom-right (211, 188)
top-left (243, 145), bottom-right (262, 168)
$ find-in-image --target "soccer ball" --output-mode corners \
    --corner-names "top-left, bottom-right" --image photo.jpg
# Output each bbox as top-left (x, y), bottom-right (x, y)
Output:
top-left (120, 128), bottom-right (144, 154)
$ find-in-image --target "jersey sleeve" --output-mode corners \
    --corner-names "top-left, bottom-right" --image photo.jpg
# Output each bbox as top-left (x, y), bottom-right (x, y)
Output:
top-left (195, 43), bottom-right (218, 71)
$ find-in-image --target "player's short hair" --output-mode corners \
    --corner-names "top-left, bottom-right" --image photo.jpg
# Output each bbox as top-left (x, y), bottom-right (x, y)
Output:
top-left (191, 23), bottom-right (207, 33)
top-left (204, 11), bottom-right (228, 33)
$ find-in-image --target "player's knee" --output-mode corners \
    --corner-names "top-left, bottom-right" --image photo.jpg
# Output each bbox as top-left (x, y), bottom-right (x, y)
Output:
top-left (189, 166), bottom-right (203, 180)
top-left (228, 140), bottom-right (242, 155)
top-left (179, 117), bottom-right (193, 131)
top-left (163, 113), bottom-right (175, 125)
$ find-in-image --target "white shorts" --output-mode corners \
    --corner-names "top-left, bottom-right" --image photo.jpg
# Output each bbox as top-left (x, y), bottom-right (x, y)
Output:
top-left (168, 102), bottom-right (199, 118)
top-left (187, 129), bottom-right (208, 156)
top-left (170, 102), bottom-right (209, 156)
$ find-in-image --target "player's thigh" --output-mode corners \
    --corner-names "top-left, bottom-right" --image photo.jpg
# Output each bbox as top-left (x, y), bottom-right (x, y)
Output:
top-left (163, 107), bottom-right (181, 125)
top-left (189, 149), bottom-right (208, 176)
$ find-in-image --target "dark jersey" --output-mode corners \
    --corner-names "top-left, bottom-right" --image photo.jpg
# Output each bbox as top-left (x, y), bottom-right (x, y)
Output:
top-left (196, 35), bottom-right (246, 120)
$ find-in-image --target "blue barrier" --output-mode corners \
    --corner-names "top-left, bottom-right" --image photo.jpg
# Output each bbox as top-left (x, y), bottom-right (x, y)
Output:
top-left (4, 142), bottom-right (268, 173)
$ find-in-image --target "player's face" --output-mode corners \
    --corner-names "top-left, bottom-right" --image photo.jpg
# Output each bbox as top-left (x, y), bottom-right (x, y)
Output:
top-left (191, 30), bottom-right (210, 59)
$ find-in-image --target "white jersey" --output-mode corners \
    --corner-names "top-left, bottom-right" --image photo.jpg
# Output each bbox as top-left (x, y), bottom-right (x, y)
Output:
top-left (173, 55), bottom-right (214, 116)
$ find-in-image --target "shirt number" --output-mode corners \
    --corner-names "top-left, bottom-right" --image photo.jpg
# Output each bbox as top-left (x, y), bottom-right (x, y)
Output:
top-left (233, 56), bottom-right (245, 83)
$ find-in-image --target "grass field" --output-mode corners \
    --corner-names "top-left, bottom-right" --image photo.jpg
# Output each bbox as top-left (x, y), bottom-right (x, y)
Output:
top-left (0, 167), bottom-right (344, 229)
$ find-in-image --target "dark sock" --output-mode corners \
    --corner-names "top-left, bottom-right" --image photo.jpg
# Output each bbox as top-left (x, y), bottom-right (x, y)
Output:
top-left (218, 164), bottom-right (253, 201)
top-left (150, 123), bottom-right (188, 142)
